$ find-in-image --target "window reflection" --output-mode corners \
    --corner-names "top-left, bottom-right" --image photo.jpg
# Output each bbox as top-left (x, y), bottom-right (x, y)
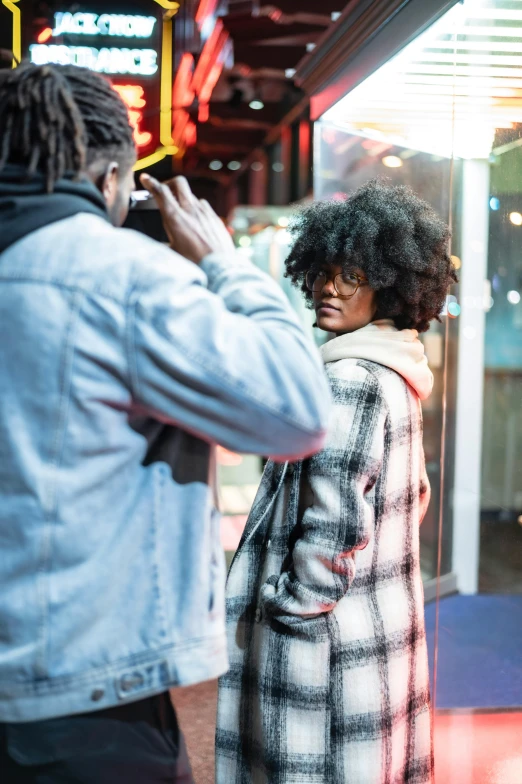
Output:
top-left (315, 1), bottom-right (522, 776)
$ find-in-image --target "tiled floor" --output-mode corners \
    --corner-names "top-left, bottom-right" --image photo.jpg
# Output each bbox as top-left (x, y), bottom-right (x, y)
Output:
top-left (171, 680), bottom-right (218, 784)
top-left (434, 711), bottom-right (522, 784)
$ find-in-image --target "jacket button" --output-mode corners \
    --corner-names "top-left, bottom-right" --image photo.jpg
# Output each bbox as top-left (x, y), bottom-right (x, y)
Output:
top-left (91, 688), bottom-right (104, 702)
top-left (255, 608), bottom-right (262, 623)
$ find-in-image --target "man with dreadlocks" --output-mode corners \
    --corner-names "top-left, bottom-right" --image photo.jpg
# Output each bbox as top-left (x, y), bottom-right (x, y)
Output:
top-left (0, 63), bottom-right (330, 782)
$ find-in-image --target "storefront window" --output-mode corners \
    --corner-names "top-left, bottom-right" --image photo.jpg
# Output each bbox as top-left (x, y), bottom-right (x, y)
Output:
top-left (220, 206), bottom-right (324, 560)
top-left (315, 0), bottom-right (522, 777)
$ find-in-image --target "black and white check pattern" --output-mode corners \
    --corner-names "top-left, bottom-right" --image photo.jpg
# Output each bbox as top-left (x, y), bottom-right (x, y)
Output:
top-left (216, 358), bottom-right (433, 783)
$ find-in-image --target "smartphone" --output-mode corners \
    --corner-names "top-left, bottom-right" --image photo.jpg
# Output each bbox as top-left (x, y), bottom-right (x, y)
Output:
top-left (124, 190), bottom-right (168, 243)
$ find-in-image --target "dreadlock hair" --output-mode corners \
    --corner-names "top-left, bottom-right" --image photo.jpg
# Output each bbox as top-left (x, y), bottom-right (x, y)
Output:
top-left (285, 178), bottom-right (458, 333)
top-left (0, 62), bottom-right (135, 192)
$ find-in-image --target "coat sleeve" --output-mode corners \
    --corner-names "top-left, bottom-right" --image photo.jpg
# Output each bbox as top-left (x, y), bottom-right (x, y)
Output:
top-left (127, 248), bottom-right (330, 460)
top-left (260, 366), bottom-right (387, 621)
top-left (419, 441), bottom-right (431, 525)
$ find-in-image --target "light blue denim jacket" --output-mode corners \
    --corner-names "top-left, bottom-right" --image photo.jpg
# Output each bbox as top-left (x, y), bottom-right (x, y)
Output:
top-left (0, 214), bottom-right (330, 722)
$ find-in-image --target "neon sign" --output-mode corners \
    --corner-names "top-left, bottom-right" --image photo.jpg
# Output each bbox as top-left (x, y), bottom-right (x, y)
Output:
top-left (2, 0), bottom-right (180, 169)
top-left (113, 84), bottom-right (153, 148)
top-left (52, 13), bottom-right (156, 38)
top-left (30, 10), bottom-right (159, 77)
top-left (29, 44), bottom-right (158, 76)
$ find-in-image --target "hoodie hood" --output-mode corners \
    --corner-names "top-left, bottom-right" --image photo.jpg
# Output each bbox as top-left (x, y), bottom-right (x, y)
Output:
top-left (320, 319), bottom-right (434, 400)
top-left (0, 165), bottom-right (109, 255)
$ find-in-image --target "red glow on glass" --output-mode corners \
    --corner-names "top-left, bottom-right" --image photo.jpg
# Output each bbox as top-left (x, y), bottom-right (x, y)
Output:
top-left (217, 447), bottom-right (243, 467)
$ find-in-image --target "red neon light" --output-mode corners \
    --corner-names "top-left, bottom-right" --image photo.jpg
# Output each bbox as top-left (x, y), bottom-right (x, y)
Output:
top-left (172, 53), bottom-right (195, 108)
top-left (195, 0), bottom-right (219, 27)
top-left (198, 61), bottom-right (223, 106)
top-left (114, 84), bottom-right (146, 109)
top-left (37, 27), bottom-right (53, 43)
top-left (172, 110), bottom-right (197, 150)
top-left (185, 120), bottom-right (197, 147)
top-left (172, 109), bottom-right (190, 142)
top-left (192, 20), bottom-right (226, 95)
top-left (113, 85), bottom-right (152, 148)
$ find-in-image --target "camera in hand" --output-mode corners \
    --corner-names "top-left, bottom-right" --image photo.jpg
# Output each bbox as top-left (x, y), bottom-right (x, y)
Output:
top-left (124, 190), bottom-right (168, 243)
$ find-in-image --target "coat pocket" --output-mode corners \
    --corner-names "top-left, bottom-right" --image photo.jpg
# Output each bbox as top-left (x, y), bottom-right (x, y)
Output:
top-left (267, 612), bottom-right (330, 640)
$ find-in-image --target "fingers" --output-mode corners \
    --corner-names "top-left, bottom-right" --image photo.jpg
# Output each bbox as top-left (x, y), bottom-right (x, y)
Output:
top-left (199, 198), bottom-right (215, 217)
top-left (139, 173), bottom-right (162, 198)
top-left (141, 174), bottom-right (199, 214)
top-left (140, 172), bottom-right (182, 221)
top-left (140, 174), bottom-right (172, 207)
top-left (164, 176), bottom-right (198, 212)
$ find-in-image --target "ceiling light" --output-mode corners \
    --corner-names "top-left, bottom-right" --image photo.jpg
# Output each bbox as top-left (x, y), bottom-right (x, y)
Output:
top-left (249, 99), bottom-right (264, 110)
top-left (227, 161), bottom-right (241, 171)
top-left (321, 1), bottom-right (522, 161)
top-left (306, 43), bottom-right (316, 53)
top-left (509, 211), bottom-right (522, 226)
top-left (251, 161), bottom-right (264, 171)
top-left (238, 236), bottom-right (251, 247)
top-left (470, 8), bottom-right (522, 21)
top-left (285, 69), bottom-right (296, 79)
top-left (489, 197), bottom-right (500, 211)
top-left (209, 160), bottom-right (223, 170)
top-left (382, 155), bottom-right (403, 168)
top-left (277, 216), bottom-right (289, 227)
top-left (507, 290), bottom-right (521, 305)
top-left (450, 255), bottom-right (461, 270)
top-left (272, 162), bottom-right (284, 172)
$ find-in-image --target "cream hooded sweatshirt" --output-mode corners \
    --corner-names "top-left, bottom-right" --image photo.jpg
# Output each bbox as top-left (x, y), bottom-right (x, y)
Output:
top-left (320, 319), bottom-right (434, 401)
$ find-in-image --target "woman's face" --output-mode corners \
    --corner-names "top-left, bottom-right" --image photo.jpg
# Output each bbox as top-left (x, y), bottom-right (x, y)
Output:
top-left (311, 263), bottom-right (378, 335)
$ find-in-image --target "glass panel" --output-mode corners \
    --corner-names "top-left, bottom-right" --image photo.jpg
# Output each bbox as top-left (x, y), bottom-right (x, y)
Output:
top-left (220, 205), bottom-right (325, 565)
top-left (317, 0), bottom-right (522, 779)
top-left (315, 140), bottom-right (456, 587)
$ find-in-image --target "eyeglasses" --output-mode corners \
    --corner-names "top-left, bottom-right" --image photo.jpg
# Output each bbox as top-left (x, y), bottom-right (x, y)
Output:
top-left (305, 270), bottom-right (368, 299)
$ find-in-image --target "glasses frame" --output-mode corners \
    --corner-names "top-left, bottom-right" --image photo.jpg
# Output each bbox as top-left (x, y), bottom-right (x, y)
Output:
top-left (305, 270), bottom-right (368, 299)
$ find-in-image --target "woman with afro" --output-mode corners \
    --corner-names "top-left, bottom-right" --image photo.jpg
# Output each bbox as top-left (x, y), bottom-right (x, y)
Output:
top-left (216, 179), bottom-right (457, 784)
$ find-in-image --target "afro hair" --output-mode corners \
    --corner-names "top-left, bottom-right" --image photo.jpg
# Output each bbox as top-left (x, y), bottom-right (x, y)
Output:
top-left (285, 178), bottom-right (457, 333)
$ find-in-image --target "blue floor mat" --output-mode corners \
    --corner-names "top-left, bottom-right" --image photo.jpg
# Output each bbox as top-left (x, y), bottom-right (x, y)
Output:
top-left (424, 594), bottom-right (522, 709)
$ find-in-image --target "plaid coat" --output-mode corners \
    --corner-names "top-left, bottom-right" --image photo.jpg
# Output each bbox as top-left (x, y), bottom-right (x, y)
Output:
top-left (216, 357), bottom-right (433, 784)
